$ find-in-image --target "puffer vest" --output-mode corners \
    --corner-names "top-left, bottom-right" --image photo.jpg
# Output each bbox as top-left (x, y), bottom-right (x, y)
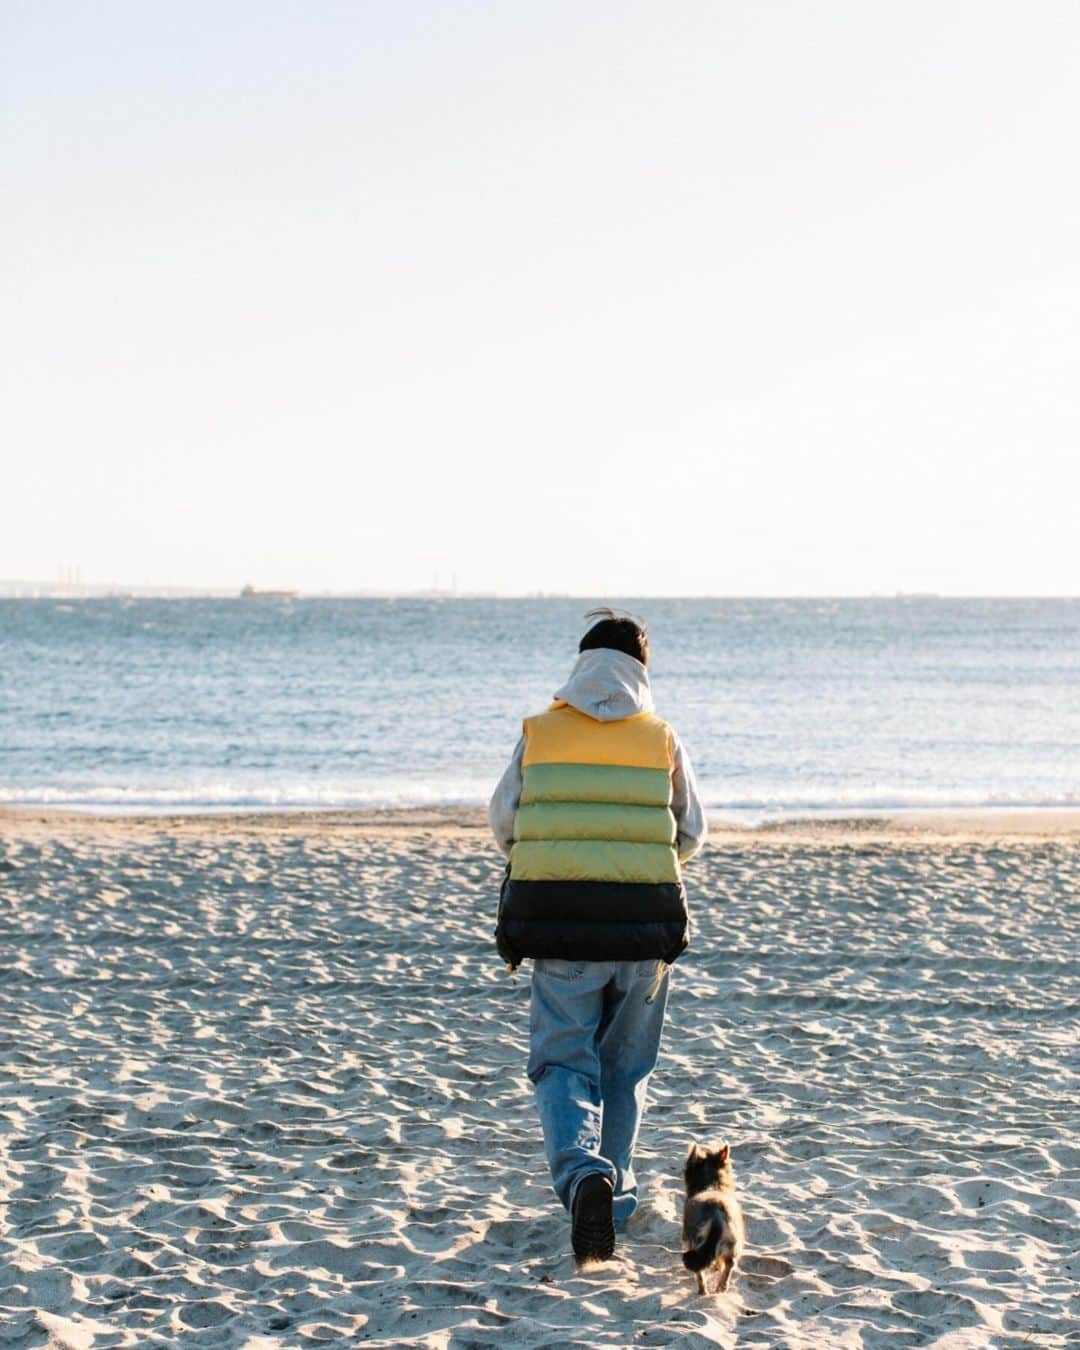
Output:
top-left (495, 702), bottom-right (689, 967)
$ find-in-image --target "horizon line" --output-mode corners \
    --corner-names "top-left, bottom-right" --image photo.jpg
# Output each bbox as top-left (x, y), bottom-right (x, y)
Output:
top-left (2, 581), bottom-right (1079, 602)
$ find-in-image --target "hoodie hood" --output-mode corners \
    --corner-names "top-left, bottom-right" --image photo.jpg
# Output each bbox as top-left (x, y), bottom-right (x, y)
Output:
top-left (552, 648), bottom-right (654, 722)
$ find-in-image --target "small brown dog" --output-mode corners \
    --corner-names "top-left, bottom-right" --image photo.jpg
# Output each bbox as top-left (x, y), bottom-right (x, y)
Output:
top-left (681, 1142), bottom-right (745, 1294)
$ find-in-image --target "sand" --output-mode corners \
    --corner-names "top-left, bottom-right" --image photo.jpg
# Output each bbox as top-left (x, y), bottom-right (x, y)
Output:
top-left (0, 808), bottom-right (1077, 1347)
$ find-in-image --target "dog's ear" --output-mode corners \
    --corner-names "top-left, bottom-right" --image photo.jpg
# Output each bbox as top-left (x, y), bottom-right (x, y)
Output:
top-left (716, 1144), bottom-right (729, 1164)
top-left (687, 1141), bottom-right (702, 1160)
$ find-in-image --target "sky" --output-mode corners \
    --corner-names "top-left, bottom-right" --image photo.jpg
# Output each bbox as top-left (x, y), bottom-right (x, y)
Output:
top-left (3, 1), bottom-right (1078, 596)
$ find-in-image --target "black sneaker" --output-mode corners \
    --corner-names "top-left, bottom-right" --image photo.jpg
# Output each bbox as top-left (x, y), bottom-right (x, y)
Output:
top-left (571, 1172), bottom-right (615, 1263)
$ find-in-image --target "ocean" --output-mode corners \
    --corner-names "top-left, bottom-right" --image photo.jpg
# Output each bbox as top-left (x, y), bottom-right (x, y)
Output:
top-left (2, 596), bottom-right (1078, 818)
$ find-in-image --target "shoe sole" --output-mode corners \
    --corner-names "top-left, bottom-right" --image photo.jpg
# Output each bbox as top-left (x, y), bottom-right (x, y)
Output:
top-left (572, 1176), bottom-right (615, 1263)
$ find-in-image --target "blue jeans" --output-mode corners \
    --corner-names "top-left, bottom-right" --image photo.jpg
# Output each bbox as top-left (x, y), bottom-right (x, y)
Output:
top-left (527, 957), bottom-right (670, 1224)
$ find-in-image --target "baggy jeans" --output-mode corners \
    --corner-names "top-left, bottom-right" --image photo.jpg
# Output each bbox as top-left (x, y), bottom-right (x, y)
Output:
top-left (527, 957), bottom-right (670, 1224)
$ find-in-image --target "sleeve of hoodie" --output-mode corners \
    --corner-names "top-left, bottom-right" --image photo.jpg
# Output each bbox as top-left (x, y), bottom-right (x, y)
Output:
top-left (671, 730), bottom-right (708, 862)
top-left (488, 735), bottom-right (525, 857)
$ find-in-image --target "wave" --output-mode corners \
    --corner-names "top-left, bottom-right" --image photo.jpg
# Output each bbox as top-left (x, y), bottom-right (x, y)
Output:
top-left (699, 786), bottom-right (1080, 815)
top-left (0, 781), bottom-right (493, 813)
top-left (1, 781), bottom-right (1079, 817)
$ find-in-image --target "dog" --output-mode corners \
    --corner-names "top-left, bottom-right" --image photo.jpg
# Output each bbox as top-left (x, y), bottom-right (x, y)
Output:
top-left (681, 1141), bottom-right (745, 1294)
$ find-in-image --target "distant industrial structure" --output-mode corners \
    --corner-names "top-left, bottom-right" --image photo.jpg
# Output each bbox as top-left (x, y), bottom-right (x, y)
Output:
top-left (0, 575), bottom-right (230, 599)
top-left (0, 571), bottom-right (496, 599)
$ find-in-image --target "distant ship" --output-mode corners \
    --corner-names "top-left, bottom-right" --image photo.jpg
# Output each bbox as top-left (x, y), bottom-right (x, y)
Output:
top-left (240, 584), bottom-right (300, 599)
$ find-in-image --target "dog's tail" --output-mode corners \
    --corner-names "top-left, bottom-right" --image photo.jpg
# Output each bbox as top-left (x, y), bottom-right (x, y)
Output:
top-left (682, 1214), bottom-right (732, 1273)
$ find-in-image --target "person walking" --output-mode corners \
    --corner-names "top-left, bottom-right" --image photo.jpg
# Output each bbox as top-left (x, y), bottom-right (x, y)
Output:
top-left (489, 609), bottom-right (707, 1262)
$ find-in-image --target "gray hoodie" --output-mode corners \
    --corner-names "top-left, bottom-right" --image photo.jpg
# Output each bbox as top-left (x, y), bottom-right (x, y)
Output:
top-left (488, 648), bottom-right (708, 862)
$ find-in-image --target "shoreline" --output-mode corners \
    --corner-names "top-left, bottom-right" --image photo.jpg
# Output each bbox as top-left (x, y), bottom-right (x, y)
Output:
top-left (3, 803), bottom-right (1079, 842)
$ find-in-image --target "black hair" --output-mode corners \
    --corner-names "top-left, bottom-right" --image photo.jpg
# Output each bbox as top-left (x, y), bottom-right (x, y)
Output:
top-left (578, 607), bottom-right (649, 666)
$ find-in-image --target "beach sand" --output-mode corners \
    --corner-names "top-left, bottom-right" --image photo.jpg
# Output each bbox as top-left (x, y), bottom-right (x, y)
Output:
top-left (0, 809), bottom-right (1077, 1347)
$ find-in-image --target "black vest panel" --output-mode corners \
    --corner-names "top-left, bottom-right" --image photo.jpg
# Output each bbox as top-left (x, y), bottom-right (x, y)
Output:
top-left (495, 872), bottom-right (689, 968)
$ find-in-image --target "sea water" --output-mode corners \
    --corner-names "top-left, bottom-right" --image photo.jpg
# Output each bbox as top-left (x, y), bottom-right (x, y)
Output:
top-left (1, 597), bottom-right (1078, 818)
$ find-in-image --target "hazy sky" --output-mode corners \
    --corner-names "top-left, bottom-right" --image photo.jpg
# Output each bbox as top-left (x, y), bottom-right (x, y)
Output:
top-left (3, 2), bottom-right (1078, 595)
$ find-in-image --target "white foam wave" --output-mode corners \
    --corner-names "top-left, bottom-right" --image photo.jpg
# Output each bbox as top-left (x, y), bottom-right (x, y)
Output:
top-left (700, 786), bottom-right (1080, 815)
top-left (0, 781), bottom-right (493, 813)
top-left (1, 781), bottom-right (1079, 817)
